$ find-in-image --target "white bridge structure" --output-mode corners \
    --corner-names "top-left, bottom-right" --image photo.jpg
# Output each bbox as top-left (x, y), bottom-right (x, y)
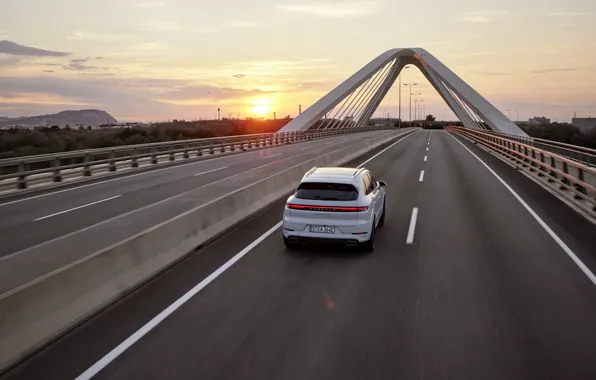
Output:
top-left (279, 48), bottom-right (528, 137)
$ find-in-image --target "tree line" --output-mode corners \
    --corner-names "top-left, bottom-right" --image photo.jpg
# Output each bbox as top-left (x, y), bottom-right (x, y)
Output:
top-left (1, 119), bottom-right (595, 160)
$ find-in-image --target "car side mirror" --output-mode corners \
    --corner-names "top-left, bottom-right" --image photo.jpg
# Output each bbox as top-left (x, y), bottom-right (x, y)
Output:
top-left (379, 181), bottom-right (387, 187)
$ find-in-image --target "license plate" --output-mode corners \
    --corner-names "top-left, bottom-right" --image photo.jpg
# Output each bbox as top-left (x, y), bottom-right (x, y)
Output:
top-left (309, 226), bottom-right (335, 234)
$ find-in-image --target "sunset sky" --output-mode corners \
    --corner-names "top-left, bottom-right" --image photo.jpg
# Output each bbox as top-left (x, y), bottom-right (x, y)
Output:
top-left (0, 0), bottom-right (595, 122)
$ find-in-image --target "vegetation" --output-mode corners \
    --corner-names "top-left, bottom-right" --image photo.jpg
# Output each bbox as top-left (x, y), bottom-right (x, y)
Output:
top-left (0, 119), bottom-right (291, 159)
top-left (520, 123), bottom-right (596, 149)
top-left (1, 118), bottom-right (595, 160)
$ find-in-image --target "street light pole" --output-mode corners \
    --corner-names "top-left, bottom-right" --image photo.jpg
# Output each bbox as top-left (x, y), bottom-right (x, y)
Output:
top-left (398, 66), bottom-right (410, 128)
top-left (403, 82), bottom-right (417, 126)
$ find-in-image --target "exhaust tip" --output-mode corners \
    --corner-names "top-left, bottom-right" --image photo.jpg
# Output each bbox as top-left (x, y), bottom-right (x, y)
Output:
top-left (289, 237), bottom-right (300, 244)
top-left (345, 240), bottom-right (358, 247)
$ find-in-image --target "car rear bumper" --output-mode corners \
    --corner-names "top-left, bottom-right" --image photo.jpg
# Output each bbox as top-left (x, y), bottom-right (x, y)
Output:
top-left (282, 222), bottom-right (371, 243)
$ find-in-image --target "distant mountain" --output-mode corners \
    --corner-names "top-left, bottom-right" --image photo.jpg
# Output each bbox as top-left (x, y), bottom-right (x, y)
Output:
top-left (0, 109), bottom-right (118, 127)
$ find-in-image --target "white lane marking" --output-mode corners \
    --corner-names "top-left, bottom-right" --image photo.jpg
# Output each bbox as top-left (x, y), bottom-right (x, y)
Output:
top-left (75, 221), bottom-right (283, 380)
top-left (34, 195), bottom-right (121, 221)
top-left (76, 130), bottom-right (416, 379)
top-left (0, 137), bottom-right (371, 261)
top-left (406, 207), bottom-right (419, 244)
top-left (427, 142), bottom-right (430, 146)
top-left (0, 136), bottom-right (353, 208)
top-left (193, 167), bottom-right (228, 177)
top-left (358, 130), bottom-right (418, 167)
top-left (263, 153), bottom-right (281, 159)
top-left (448, 133), bottom-right (596, 287)
top-left (300, 147), bottom-right (314, 151)
top-left (426, 147), bottom-right (429, 152)
top-left (424, 155), bottom-right (427, 162)
top-left (419, 170), bottom-right (425, 182)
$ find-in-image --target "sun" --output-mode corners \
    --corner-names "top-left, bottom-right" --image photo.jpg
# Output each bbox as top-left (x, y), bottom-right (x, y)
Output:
top-left (250, 98), bottom-right (272, 116)
top-left (251, 105), bottom-right (272, 115)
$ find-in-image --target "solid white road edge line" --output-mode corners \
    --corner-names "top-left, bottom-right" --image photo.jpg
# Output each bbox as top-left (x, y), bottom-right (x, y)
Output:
top-left (448, 133), bottom-right (596, 287)
top-left (76, 129), bottom-right (418, 379)
top-left (193, 167), bottom-right (228, 177)
top-left (406, 207), bottom-right (419, 244)
top-left (75, 221), bottom-right (283, 380)
top-left (34, 195), bottom-right (122, 221)
top-left (419, 170), bottom-right (425, 182)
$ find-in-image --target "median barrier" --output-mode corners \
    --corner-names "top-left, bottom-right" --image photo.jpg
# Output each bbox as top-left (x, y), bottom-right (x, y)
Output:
top-left (0, 128), bottom-right (414, 371)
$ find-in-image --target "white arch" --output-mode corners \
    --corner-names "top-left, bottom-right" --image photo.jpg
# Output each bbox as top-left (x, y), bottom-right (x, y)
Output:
top-left (279, 48), bottom-right (527, 136)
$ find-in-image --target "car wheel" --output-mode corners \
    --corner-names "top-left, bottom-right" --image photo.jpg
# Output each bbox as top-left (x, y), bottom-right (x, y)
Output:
top-left (283, 236), bottom-right (298, 250)
top-left (361, 222), bottom-right (376, 252)
top-left (378, 197), bottom-right (386, 228)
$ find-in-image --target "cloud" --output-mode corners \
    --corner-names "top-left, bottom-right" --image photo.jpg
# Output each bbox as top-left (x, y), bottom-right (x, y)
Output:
top-left (42, 70), bottom-right (54, 73)
top-left (139, 19), bottom-right (179, 31)
top-left (459, 10), bottom-right (508, 23)
top-left (130, 42), bottom-right (168, 52)
top-left (0, 40), bottom-right (69, 57)
top-left (277, 1), bottom-right (380, 19)
top-left (544, 12), bottom-right (592, 16)
top-left (478, 71), bottom-right (509, 76)
top-left (194, 26), bottom-right (220, 34)
top-left (530, 68), bottom-right (577, 74)
top-left (556, 23), bottom-right (574, 28)
top-left (224, 21), bottom-right (258, 28)
top-left (134, 1), bottom-right (164, 8)
top-left (461, 16), bottom-right (489, 23)
top-left (233, 74), bottom-right (246, 78)
top-left (62, 58), bottom-right (110, 72)
top-left (67, 31), bottom-right (131, 42)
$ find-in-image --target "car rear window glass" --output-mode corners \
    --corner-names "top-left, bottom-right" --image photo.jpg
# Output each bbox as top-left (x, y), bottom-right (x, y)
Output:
top-left (295, 182), bottom-right (359, 201)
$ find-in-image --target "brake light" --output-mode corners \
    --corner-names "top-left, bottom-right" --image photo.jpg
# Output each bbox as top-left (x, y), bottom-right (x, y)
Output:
top-left (286, 203), bottom-right (368, 212)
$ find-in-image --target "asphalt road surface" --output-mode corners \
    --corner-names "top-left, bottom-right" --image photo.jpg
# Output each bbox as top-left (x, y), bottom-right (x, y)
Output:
top-left (3, 130), bottom-right (596, 380)
top-left (0, 130), bottom-right (405, 293)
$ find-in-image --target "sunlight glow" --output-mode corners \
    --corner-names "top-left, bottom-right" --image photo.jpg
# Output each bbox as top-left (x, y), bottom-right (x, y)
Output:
top-left (250, 98), bottom-right (273, 116)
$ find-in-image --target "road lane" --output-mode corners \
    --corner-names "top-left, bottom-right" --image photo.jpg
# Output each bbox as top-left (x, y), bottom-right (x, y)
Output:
top-left (0, 129), bottom-right (423, 380)
top-left (4, 130), bottom-right (596, 380)
top-left (0, 131), bottom-right (383, 257)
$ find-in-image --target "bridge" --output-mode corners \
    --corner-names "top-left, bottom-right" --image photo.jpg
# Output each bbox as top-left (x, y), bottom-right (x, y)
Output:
top-left (1, 49), bottom-right (596, 379)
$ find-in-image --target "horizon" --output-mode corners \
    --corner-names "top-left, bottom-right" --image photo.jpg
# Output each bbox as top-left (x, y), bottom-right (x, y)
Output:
top-left (1, 0), bottom-right (595, 123)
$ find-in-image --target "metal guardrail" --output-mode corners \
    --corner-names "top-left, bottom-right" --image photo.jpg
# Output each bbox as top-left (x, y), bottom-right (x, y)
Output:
top-left (447, 126), bottom-right (596, 217)
top-left (0, 126), bottom-right (393, 191)
top-left (484, 130), bottom-right (596, 167)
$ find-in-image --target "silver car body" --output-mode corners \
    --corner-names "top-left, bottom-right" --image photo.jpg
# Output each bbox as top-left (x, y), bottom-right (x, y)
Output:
top-left (282, 167), bottom-right (386, 245)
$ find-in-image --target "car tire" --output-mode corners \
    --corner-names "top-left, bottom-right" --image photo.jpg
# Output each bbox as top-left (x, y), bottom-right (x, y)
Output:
top-left (361, 222), bottom-right (376, 252)
top-left (283, 236), bottom-right (298, 250)
top-left (378, 197), bottom-right (386, 228)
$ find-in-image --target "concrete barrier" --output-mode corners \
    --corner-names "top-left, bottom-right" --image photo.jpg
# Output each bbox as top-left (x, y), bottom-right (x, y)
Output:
top-left (0, 128), bottom-right (414, 371)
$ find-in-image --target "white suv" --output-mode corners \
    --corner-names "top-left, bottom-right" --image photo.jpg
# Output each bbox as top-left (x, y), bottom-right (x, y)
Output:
top-left (282, 167), bottom-right (387, 252)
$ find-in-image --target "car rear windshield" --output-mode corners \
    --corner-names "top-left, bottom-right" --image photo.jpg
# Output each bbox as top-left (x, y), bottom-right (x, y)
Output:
top-left (295, 182), bottom-right (358, 201)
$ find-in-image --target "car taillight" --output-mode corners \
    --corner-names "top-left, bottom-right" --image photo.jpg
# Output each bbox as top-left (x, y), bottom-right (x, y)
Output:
top-left (286, 203), bottom-right (368, 212)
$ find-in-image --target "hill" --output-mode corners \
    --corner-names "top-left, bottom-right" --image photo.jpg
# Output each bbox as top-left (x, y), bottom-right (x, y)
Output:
top-left (0, 109), bottom-right (118, 127)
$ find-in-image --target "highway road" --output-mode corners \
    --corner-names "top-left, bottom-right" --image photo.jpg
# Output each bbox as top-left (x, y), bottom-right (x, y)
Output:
top-left (0, 130), bottom-right (403, 293)
top-left (3, 130), bottom-right (596, 379)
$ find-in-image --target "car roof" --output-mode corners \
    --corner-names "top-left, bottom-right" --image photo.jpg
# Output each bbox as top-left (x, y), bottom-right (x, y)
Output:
top-left (301, 167), bottom-right (367, 183)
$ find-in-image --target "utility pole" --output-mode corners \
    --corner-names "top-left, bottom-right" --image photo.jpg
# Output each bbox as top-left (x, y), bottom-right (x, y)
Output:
top-left (398, 72), bottom-right (401, 127)
top-left (299, 105), bottom-right (302, 115)
top-left (404, 82), bottom-right (417, 126)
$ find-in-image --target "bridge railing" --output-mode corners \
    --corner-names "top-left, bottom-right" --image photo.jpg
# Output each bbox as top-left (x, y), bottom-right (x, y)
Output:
top-left (483, 130), bottom-right (596, 167)
top-left (0, 126), bottom-right (393, 192)
top-left (447, 126), bottom-right (596, 217)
